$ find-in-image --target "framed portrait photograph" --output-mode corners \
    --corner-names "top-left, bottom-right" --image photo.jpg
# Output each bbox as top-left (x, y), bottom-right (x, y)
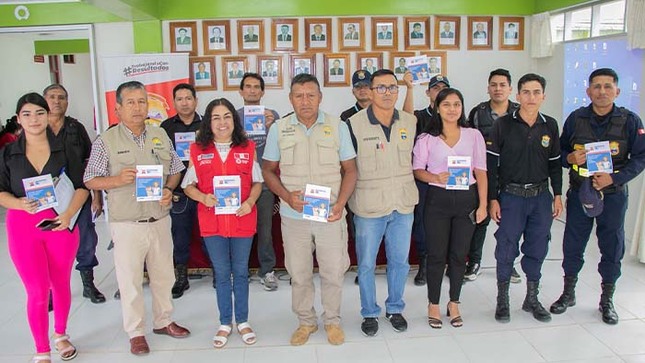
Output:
top-left (390, 51), bottom-right (415, 84)
top-left (189, 56), bottom-right (216, 91)
top-left (238, 20), bottom-right (264, 53)
top-left (434, 16), bottom-right (461, 50)
top-left (404, 17), bottom-right (430, 50)
top-left (356, 52), bottom-right (383, 75)
top-left (323, 53), bottom-right (350, 87)
top-left (420, 51), bottom-right (448, 78)
top-left (467, 17), bottom-right (493, 50)
top-left (372, 17), bottom-right (398, 51)
top-left (305, 18), bottom-right (332, 52)
top-left (338, 17), bottom-right (365, 51)
top-left (257, 55), bottom-right (283, 89)
top-left (499, 16), bottom-right (524, 50)
top-left (202, 20), bottom-right (231, 55)
top-left (222, 56), bottom-right (248, 91)
top-left (272, 18), bottom-right (298, 52)
top-left (170, 21), bottom-right (198, 56)
top-left (290, 53), bottom-right (316, 77)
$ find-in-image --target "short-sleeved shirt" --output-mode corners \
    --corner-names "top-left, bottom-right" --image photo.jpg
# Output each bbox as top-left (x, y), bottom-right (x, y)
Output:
top-left (414, 106), bottom-right (433, 139)
top-left (340, 102), bottom-right (363, 122)
top-left (160, 113), bottom-right (202, 190)
top-left (412, 127), bottom-right (487, 188)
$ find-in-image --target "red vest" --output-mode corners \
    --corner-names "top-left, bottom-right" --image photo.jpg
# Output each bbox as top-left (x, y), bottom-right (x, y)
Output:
top-left (190, 141), bottom-right (257, 237)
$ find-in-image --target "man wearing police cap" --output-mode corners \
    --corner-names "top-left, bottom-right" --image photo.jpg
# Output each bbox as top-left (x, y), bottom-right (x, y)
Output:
top-left (552, 68), bottom-right (645, 325)
top-left (340, 70), bottom-right (373, 122)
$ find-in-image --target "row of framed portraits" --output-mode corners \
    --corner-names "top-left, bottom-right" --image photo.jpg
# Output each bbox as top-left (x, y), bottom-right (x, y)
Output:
top-left (189, 51), bottom-right (448, 91)
top-left (170, 16), bottom-right (525, 57)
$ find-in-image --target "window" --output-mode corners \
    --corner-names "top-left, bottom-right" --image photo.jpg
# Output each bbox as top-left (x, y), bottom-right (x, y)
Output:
top-left (551, 13), bottom-right (565, 42)
top-left (596, 1), bottom-right (626, 36)
top-left (567, 7), bottom-right (592, 40)
top-left (550, 0), bottom-right (625, 43)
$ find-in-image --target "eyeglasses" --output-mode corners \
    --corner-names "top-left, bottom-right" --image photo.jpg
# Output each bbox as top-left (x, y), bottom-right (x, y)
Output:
top-left (371, 85), bottom-right (399, 94)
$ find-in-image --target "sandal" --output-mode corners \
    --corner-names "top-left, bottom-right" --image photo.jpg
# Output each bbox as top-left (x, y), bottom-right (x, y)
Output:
top-left (212, 325), bottom-right (232, 349)
top-left (447, 301), bottom-right (464, 328)
top-left (54, 334), bottom-right (78, 361)
top-left (237, 322), bottom-right (257, 345)
top-left (427, 303), bottom-right (443, 329)
top-left (32, 353), bottom-right (51, 362)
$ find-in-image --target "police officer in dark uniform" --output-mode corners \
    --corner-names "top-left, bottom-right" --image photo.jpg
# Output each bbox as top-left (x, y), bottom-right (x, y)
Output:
top-left (340, 70), bottom-right (372, 122)
top-left (465, 69), bottom-right (521, 283)
top-left (487, 73), bottom-right (563, 323)
top-left (551, 68), bottom-right (645, 324)
top-left (160, 83), bottom-right (202, 298)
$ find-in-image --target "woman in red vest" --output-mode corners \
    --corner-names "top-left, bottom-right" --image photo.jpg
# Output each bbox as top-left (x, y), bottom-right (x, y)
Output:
top-left (183, 98), bottom-right (262, 348)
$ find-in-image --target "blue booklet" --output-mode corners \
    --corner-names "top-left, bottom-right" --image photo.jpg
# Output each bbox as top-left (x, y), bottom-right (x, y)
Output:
top-left (135, 165), bottom-right (163, 201)
top-left (244, 105), bottom-right (266, 135)
top-left (585, 141), bottom-right (613, 175)
top-left (174, 132), bottom-right (196, 161)
top-left (302, 184), bottom-right (331, 222)
top-left (213, 175), bottom-right (241, 215)
top-left (446, 156), bottom-right (471, 190)
top-left (22, 174), bottom-right (57, 212)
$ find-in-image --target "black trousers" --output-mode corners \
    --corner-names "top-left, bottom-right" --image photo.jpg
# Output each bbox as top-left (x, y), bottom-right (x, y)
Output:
top-left (424, 185), bottom-right (477, 304)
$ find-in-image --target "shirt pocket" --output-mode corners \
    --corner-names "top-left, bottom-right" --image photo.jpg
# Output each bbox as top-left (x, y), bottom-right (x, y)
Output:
top-left (317, 139), bottom-right (339, 165)
top-left (278, 140), bottom-right (296, 165)
top-left (358, 145), bottom-right (377, 173)
top-left (397, 141), bottom-right (413, 167)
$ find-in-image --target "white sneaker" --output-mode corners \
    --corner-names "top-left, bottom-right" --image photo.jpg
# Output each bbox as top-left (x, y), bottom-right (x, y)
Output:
top-left (260, 271), bottom-right (278, 291)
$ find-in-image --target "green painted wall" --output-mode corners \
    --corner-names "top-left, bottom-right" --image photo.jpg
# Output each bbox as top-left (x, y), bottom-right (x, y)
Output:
top-left (133, 20), bottom-right (163, 53)
top-left (0, 3), bottom-right (122, 27)
top-left (34, 39), bottom-right (90, 55)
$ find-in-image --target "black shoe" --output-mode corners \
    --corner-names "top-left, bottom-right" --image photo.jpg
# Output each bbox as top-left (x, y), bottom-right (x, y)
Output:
top-left (414, 255), bottom-right (427, 286)
top-left (80, 270), bottom-right (106, 304)
top-left (495, 281), bottom-right (510, 323)
top-left (550, 276), bottom-right (578, 314)
top-left (522, 280), bottom-right (552, 322)
top-left (510, 267), bottom-right (522, 284)
top-left (171, 264), bottom-right (190, 299)
top-left (464, 263), bottom-right (481, 282)
top-left (599, 283), bottom-right (619, 325)
top-left (361, 317), bottom-right (379, 337)
top-left (385, 313), bottom-right (408, 332)
top-left (354, 275), bottom-right (359, 285)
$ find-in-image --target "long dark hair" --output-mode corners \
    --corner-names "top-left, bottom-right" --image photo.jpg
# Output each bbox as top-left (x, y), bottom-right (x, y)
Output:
top-left (425, 88), bottom-right (468, 137)
top-left (196, 98), bottom-right (248, 148)
top-left (16, 92), bottom-right (50, 115)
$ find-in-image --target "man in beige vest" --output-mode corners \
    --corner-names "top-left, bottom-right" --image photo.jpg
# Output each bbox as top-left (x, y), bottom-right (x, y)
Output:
top-left (84, 81), bottom-right (190, 355)
top-left (262, 74), bottom-right (357, 346)
top-left (346, 69), bottom-right (418, 336)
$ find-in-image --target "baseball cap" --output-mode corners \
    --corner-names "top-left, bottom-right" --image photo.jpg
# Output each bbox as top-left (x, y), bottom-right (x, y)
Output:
top-left (352, 70), bottom-right (371, 87)
top-left (579, 178), bottom-right (604, 217)
top-left (428, 75), bottom-right (450, 89)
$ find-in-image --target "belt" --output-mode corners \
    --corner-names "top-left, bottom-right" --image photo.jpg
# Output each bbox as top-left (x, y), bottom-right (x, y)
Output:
top-left (135, 217), bottom-right (158, 223)
top-left (503, 181), bottom-right (548, 198)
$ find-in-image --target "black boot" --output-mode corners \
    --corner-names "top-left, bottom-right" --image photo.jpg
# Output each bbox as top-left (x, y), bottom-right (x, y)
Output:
top-left (550, 276), bottom-right (578, 314)
top-left (522, 280), bottom-right (551, 322)
top-left (414, 255), bottom-right (427, 286)
top-left (171, 264), bottom-right (190, 299)
top-left (80, 270), bottom-right (106, 303)
top-left (599, 283), bottom-right (618, 325)
top-left (495, 281), bottom-right (511, 323)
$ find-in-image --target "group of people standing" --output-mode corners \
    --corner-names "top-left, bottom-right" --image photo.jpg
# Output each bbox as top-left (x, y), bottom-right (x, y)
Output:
top-left (0, 64), bottom-right (643, 362)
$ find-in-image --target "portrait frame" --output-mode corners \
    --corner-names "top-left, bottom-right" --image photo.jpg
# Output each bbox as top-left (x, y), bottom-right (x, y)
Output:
top-left (390, 51), bottom-right (415, 85)
top-left (323, 53), bottom-right (350, 87)
top-left (272, 18), bottom-right (298, 53)
top-left (256, 55), bottom-right (283, 89)
top-left (237, 19), bottom-right (265, 54)
top-left (404, 17), bottom-right (430, 50)
top-left (434, 16), bottom-right (461, 50)
top-left (222, 56), bottom-right (248, 91)
top-left (338, 17), bottom-right (365, 52)
top-left (189, 56), bottom-right (217, 91)
top-left (499, 16), bottom-right (524, 50)
top-left (420, 51), bottom-right (448, 80)
top-left (202, 20), bottom-right (231, 55)
top-left (305, 18), bottom-right (332, 52)
top-left (467, 16), bottom-right (493, 50)
top-left (372, 17), bottom-right (398, 51)
top-left (170, 21), bottom-right (198, 56)
top-left (356, 52), bottom-right (383, 75)
top-left (290, 53), bottom-right (316, 78)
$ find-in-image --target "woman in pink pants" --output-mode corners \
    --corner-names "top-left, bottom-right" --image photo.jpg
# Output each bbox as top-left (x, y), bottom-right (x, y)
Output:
top-left (0, 93), bottom-right (89, 362)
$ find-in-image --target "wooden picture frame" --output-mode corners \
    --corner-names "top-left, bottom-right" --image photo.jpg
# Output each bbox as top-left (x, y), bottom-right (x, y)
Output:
top-left (202, 20), bottom-right (231, 55)
top-left (499, 16), bottom-right (524, 50)
top-left (189, 56), bottom-right (217, 91)
top-left (467, 16), bottom-right (493, 50)
top-left (257, 55), bottom-right (283, 89)
top-left (272, 18), bottom-right (298, 52)
top-left (290, 53), bottom-right (316, 78)
top-left (222, 56), bottom-right (248, 91)
top-left (390, 51), bottom-right (416, 84)
top-left (420, 51), bottom-right (448, 79)
top-left (434, 16), bottom-right (460, 50)
top-left (237, 19), bottom-right (264, 53)
top-left (305, 18), bottom-right (332, 52)
top-left (170, 21), bottom-right (198, 56)
top-left (323, 53), bottom-right (350, 87)
top-left (338, 17), bottom-right (365, 51)
top-left (356, 52), bottom-right (383, 75)
top-left (404, 17), bottom-right (430, 50)
top-left (372, 17), bottom-right (398, 51)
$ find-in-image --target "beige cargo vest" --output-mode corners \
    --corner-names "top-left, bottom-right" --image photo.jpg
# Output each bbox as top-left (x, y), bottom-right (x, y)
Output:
top-left (103, 123), bottom-right (172, 222)
top-left (276, 112), bottom-right (342, 210)
top-left (348, 109), bottom-right (418, 218)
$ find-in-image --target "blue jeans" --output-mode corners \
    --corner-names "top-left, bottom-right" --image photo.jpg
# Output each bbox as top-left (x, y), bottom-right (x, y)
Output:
top-left (203, 236), bottom-right (253, 325)
top-left (354, 211), bottom-right (413, 318)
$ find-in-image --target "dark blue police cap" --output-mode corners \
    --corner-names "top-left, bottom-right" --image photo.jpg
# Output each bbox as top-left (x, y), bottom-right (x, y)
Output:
top-left (579, 178), bottom-right (604, 218)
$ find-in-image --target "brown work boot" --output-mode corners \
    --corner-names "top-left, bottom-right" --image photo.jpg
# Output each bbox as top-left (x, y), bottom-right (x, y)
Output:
top-left (324, 324), bottom-right (345, 345)
top-left (290, 325), bottom-right (318, 346)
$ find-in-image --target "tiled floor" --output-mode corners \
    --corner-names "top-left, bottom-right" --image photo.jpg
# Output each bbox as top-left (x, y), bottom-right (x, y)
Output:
top-left (1, 216), bottom-right (645, 362)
